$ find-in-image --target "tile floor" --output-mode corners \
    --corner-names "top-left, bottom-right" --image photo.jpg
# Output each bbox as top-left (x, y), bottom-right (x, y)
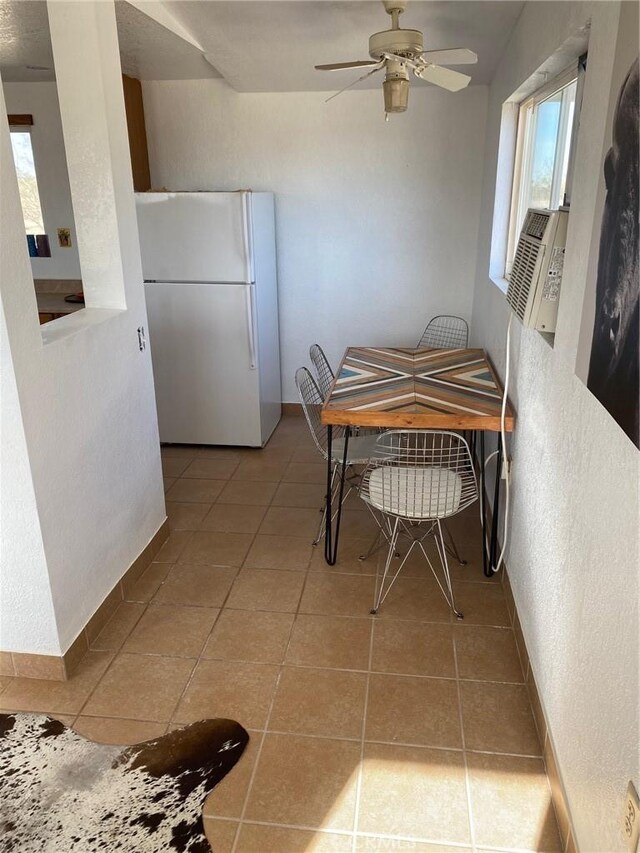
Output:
top-left (0, 414), bottom-right (562, 852)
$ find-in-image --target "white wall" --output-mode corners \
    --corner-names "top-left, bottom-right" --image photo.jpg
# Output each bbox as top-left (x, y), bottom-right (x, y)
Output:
top-left (142, 79), bottom-right (488, 400)
top-left (471, 3), bottom-right (639, 850)
top-left (3, 81), bottom-right (81, 281)
top-left (0, 1), bottom-right (165, 656)
top-left (0, 116), bottom-right (60, 653)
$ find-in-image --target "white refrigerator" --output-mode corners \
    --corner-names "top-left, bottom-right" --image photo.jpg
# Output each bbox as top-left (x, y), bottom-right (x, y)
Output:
top-left (135, 191), bottom-right (281, 447)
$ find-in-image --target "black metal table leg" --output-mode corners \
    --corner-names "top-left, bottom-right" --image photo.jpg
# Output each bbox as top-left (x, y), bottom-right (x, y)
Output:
top-left (480, 431), bottom-right (490, 577)
top-left (479, 431), bottom-right (503, 577)
top-left (324, 425), bottom-right (350, 566)
top-left (489, 437), bottom-right (503, 573)
top-left (324, 424), bottom-right (333, 563)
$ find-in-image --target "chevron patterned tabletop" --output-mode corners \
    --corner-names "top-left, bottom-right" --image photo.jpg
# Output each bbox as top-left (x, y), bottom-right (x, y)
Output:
top-left (321, 347), bottom-right (515, 431)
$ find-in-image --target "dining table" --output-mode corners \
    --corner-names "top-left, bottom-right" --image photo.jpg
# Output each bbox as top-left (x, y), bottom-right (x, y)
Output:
top-left (320, 346), bottom-right (516, 577)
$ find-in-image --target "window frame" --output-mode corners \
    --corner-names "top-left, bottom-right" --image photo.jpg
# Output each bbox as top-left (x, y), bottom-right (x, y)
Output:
top-left (9, 122), bottom-right (47, 238)
top-left (505, 64), bottom-right (579, 275)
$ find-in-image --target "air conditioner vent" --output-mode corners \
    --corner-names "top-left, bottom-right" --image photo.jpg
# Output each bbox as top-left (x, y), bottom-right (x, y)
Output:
top-left (505, 208), bottom-right (568, 333)
top-left (523, 211), bottom-right (550, 240)
top-left (507, 236), bottom-right (543, 321)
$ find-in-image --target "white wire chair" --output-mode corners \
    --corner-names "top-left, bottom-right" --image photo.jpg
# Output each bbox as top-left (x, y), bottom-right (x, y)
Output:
top-left (359, 430), bottom-right (478, 618)
top-left (309, 343), bottom-right (380, 437)
top-left (309, 344), bottom-right (335, 400)
top-left (418, 315), bottom-right (469, 349)
top-left (295, 367), bottom-right (379, 545)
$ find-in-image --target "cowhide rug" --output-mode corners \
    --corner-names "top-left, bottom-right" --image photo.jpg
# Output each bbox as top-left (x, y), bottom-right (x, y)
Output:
top-left (0, 713), bottom-right (249, 852)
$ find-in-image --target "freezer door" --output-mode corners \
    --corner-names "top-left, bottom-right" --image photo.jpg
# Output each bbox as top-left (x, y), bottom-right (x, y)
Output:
top-left (136, 192), bottom-right (254, 283)
top-left (145, 282), bottom-right (262, 446)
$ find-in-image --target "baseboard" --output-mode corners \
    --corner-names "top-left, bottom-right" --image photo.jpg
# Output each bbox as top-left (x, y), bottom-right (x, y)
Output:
top-left (477, 482), bottom-right (577, 851)
top-left (502, 564), bottom-right (578, 853)
top-left (0, 519), bottom-right (170, 682)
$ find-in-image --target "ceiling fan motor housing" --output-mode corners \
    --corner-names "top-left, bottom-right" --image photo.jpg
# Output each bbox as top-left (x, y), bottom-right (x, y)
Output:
top-left (369, 28), bottom-right (424, 61)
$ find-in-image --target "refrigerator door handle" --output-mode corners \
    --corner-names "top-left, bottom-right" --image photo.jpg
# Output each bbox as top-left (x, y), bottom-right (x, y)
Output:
top-left (245, 284), bottom-right (257, 370)
top-left (241, 191), bottom-right (255, 283)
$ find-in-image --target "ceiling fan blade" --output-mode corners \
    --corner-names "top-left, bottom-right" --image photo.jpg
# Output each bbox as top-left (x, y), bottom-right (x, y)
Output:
top-left (325, 63), bottom-right (384, 102)
top-left (420, 48), bottom-right (478, 66)
top-left (315, 61), bottom-right (380, 71)
top-left (414, 64), bottom-right (472, 92)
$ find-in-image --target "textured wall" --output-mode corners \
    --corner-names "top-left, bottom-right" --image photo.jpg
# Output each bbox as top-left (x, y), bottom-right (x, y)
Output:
top-left (0, 2), bottom-right (165, 655)
top-left (471, 2), bottom-right (639, 850)
top-left (0, 83), bottom-right (60, 655)
top-left (141, 79), bottom-right (488, 400)
top-left (3, 81), bottom-right (81, 280)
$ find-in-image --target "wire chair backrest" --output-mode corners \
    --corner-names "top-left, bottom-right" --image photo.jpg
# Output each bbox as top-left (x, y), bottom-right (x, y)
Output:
top-left (309, 344), bottom-right (335, 400)
top-left (360, 430), bottom-right (478, 520)
top-left (295, 367), bottom-right (344, 460)
top-left (418, 315), bottom-right (469, 349)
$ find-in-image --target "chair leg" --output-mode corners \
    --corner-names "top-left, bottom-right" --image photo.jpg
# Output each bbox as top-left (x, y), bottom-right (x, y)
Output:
top-left (359, 527), bottom-right (384, 562)
top-left (371, 516), bottom-right (400, 614)
top-left (442, 520), bottom-right (467, 566)
top-left (371, 516), bottom-right (464, 619)
top-left (313, 465), bottom-right (356, 546)
top-left (358, 503), bottom-right (397, 561)
top-left (434, 519), bottom-right (463, 620)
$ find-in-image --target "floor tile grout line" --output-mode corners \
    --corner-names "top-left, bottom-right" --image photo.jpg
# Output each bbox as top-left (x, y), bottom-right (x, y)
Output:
top-left (208, 815), bottom-right (356, 840)
top-left (163, 442), bottom-right (299, 849)
top-left (205, 814), bottom-right (487, 850)
top-left (350, 609), bottom-right (376, 852)
top-left (453, 615), bottom-right (477, 852)
top-left (89, 597), bottom-right (150, 655)
top-left (165, 503), bottom-right (267, 731)
top-left (229, 564), bottom-right (314, 852)
top-left (213, 815), bottom-right (356, 838)
top-left (134, 646), bottom-right (523, 686)
top-left (74, 594), bottom-right (161, 720)
top-left (38, 706), bottom-right (545, 762)
top-left (231, 636), bottom-right (298, 853)
top-left (124, 592), bottom-right (510, 630)
top-left (2, 644), bottom-right (528, 730)
top-left (358, 829), bottom-right (473, 849)
top-left (241, 659), bottom-right (525, 685)
top-left (72, 647), bottom-right (130, 721)
top-left (259, 558), bottom-right (317, 715)
top-left (158, 481), bottom-right (251, 725)
top-left (158, 433), bottom-right (313, 734)
top-left (159, 532), bottom-right (496, 572)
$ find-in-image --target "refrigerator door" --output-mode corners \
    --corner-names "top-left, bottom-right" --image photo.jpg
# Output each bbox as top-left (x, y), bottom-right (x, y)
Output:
top-left (136, 192), bottom-right (254, 283)
top-left (145, 282), bottom-right (262, 446)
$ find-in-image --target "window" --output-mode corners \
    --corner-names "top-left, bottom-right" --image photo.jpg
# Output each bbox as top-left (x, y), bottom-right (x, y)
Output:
top-left (506, 67), bottom-right (578, 274)
top-left (10, 129), bottom-right (45, 235)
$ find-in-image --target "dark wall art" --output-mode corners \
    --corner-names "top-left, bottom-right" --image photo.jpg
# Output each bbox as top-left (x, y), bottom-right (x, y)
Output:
top-left (576, 3), bottom-right (639, 449)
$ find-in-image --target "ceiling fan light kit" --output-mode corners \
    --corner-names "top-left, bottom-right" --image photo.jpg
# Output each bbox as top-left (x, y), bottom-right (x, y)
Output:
top-left (383, 76), bottom-right (409, 112)
top-left (315, 0), bottom-right (478, 117)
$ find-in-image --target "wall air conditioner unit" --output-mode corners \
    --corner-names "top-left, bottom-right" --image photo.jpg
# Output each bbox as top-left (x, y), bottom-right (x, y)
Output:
top-left (506, 207), bottom-right (569, 332)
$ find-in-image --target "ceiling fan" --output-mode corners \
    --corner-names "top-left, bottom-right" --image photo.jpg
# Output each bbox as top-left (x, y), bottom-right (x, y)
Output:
top-left (315, 0), bottom-right (478, 115)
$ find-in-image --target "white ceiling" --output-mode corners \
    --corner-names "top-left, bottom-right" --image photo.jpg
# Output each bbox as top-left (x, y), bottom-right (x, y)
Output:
top-left (0, 0), bottom-right (523, 90)
top-left (165, 0), bottom-right (525, 92)
top-left (0, 0), bottom-right (219, 83)
top-left (116, 1), bottom-right (220, 79)
top-left (0, 1), bottom-right (53, 82)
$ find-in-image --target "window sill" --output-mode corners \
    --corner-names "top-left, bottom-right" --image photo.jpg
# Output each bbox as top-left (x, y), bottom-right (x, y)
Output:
top-left (489, 274), bottom-right (509, 295)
